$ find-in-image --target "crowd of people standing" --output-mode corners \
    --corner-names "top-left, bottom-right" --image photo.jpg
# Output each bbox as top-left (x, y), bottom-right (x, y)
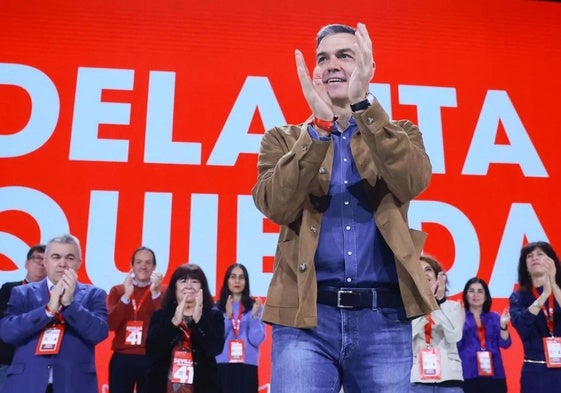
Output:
top-left (0, 238), bottom-right (266, 393)
top-left (0, 238), bottom-right (560, 393)
top-left (0, 20), bottom-right (559, 393)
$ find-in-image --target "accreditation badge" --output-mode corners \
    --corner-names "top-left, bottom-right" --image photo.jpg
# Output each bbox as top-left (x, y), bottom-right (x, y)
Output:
top-left (477, 350), bottom-right (494, 376)
top-left (124, 320), bottom-right (143, 346)
top-left (229, 339), bottom-right (245, 363)
top-left (170, 349), bottom-right (194, 384)
top-left (419, 347), bottom-right (441, 380)
top-left (543, 337), bottom-right (561, 368)
top-left (35, 324), bottom-right (65, 355)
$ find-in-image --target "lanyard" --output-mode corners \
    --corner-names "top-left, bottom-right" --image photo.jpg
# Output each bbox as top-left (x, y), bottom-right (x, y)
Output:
top-left (131, 286), bottom-right (151, 321)
top-left (231, 304), bottom-right (244, 337)
top-left (475, 316), bottom-right (487, 350)
top-left (532, 287), bottom-right (555, 336)
top-left (178, 321), bottom-right (192, 347)
top-left (424, 314), bottom-right (434, 346)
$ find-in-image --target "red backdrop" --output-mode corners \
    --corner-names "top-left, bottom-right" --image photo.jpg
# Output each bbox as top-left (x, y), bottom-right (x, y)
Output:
top-left (2, 1), bottom-right (561, 392)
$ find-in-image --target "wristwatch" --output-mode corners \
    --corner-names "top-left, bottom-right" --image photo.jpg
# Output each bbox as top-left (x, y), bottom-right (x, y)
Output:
top-left (531, 299), bottom-right (541, 308)
top-left (350, 92), bottom-right (374, 112)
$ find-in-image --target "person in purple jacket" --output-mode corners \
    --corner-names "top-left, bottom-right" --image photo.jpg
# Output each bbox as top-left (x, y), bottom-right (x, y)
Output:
top-left (509, 241), bottom-right (561, 393)
top-left (215, 263), bottom-right (265, 393)
top-left (458, 277), bottom-right (511, 393)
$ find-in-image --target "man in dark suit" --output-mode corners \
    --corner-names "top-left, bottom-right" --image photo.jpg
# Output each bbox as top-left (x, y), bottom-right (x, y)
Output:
top-left (0, 234), bottom-right (108, 393)
top-left (0, 244), bottom-right (46, 391)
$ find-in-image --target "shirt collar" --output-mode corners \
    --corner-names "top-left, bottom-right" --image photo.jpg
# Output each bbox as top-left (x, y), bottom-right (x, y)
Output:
top-left (332, 116), bottom-right (358, 136)
top-left (133, 278), bottom-right (151, 288)
top-left (46, 278), bottom-right (56, 291)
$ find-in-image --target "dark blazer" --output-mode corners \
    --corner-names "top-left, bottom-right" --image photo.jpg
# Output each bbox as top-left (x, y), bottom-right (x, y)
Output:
top-left (142, 307), bottom-right (225, 393)
top-left (0, 280), bottom-right (24, 365)
top-left (0, 278), bottom-right (108, 393)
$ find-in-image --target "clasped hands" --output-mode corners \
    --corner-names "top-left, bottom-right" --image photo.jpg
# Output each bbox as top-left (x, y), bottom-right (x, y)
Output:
top-left (48, 269), bottom-right (78, 312)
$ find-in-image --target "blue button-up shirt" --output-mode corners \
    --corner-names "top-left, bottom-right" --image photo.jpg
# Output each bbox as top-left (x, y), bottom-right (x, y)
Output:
top-left (309, 118), bottom-right (397, 289)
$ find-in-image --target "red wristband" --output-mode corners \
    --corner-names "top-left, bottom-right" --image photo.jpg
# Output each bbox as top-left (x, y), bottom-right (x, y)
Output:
top-left (312, 117), bottom-right (336, 132)
top-left (45, 304), bottom-right (62, 320)
top-left (45, 305), bottom-right (56, 316)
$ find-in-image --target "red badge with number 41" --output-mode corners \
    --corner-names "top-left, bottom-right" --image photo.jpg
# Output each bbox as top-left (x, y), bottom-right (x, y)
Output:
top-left (125, 320), bottom-right (143, 346)
top-left (170, 349), bottom-right (194, 384)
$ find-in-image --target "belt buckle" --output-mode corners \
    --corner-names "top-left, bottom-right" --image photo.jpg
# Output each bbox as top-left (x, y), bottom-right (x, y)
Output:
top-left (337, 289), bottom-right (354, 308)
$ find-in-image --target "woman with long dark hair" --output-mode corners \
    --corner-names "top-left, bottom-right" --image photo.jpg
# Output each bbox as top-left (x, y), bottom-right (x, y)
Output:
top-left (458, 277), bottom-right (511, 392)
top-left (142, 264), bottom-right (225, 393)
top-left (215, 263), bottom-right (265, 393)
top-left (509, 241), bottom-right (561, 393)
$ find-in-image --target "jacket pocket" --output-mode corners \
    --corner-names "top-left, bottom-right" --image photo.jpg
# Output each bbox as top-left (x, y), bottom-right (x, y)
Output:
top-left (266, 240), bottom-right (299, 307)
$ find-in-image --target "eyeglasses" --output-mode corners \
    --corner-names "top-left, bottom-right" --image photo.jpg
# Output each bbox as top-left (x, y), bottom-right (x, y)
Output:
top-left (29, 255), bottom-right (44, 264)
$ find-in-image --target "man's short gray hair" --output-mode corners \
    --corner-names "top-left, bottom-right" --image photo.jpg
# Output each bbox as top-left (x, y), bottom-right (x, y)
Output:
top-left (46, 234), bottom-right (82, 259)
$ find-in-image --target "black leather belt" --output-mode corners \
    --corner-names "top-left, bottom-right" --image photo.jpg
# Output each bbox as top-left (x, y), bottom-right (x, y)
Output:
top-left (317, 287), bottom-right (403, 309)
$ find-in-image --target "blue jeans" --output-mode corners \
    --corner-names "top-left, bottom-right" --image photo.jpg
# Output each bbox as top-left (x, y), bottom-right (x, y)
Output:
top-left (0, 364), bottom-right (8, 392)
top-left (270, 304), bottom-right (412, 393)
top-left (409, 384), bottom-right (464, 393)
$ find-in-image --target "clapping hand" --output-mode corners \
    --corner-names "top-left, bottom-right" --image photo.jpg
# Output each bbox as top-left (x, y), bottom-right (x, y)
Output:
top-left (252, 297), bottom-right (263, 318)
top-left (150, 271), bottom-right (163, 296)
top-left (172, 294), bottom-right (187, 327)
top-left (59, 269), bottom-right (78, 307)
top-left (433, 272), bottom-right (447, 302)
top-left (123, 270), bottom-right (134, 300)
top-left (500, 308), bottom-right (510, 329)
top-left (225, 295), bottom-right (234, 319)
top-left (192, 289), bottom-right (203, 323)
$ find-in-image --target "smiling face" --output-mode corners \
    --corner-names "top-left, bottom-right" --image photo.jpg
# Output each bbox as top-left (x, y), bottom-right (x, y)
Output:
top-left (175, 277), bottom-right (201, 304)
top-left (315, 32), bottom-right (358, 105)
top-left (131, 249), bottom-right (156, 284)
top-left (526, 247), bottom-right (549, 276)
